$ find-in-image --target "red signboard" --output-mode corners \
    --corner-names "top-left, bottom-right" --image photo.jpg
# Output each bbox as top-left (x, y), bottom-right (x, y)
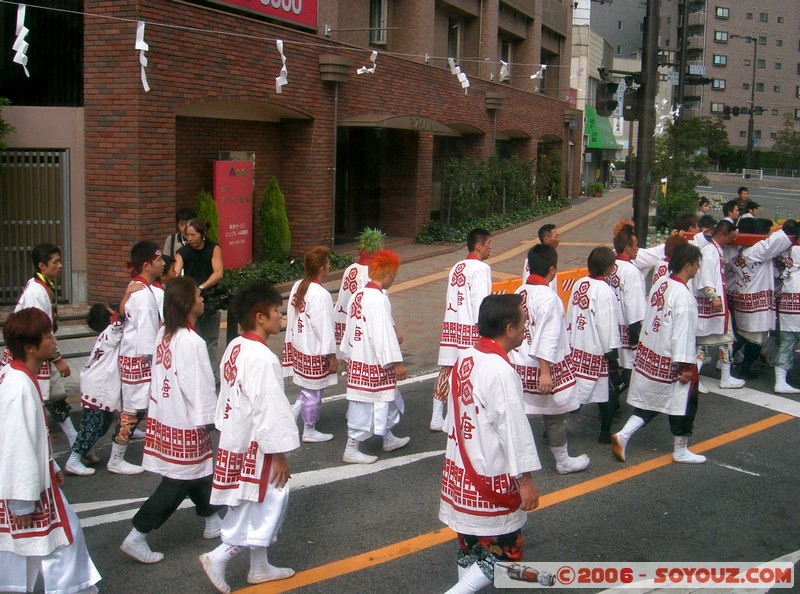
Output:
top-left (199, 0), bottom-right (317, 29)
top-left (213, 161), bottom-right (253, 269)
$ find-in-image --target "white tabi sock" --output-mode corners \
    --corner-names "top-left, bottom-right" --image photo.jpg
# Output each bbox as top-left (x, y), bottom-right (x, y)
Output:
top-left (248, 546), bottom-right (294, 583)
top-left (444, 562), bottom-right (492, 594)
top-left (59, 418), bottom-right (78, 446)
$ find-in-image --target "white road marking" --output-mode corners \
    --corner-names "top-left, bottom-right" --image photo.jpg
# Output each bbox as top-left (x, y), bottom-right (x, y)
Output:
top-left (714, 386), bottom-right (800, 418)
top-left (713, 462), bottom-right (761, 477)
top-left (77, 449), bottom-right (445, 528)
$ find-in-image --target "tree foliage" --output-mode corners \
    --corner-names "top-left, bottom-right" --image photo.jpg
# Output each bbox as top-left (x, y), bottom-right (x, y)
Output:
top-left (194, 189), bottom-right (220, 244)
top-left (653, 116), bottom-right (731, 228)
top-left (259, 176), bottom-right (291, 262)
top-left (0, 98), bottom-right (15, 151)
top-left (773, 113), bottom-right (800, 170)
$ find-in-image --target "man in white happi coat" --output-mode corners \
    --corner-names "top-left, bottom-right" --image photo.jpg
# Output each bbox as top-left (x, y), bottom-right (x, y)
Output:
top-left (200, 281), bottom-right (300, 593)
top-left (1, 243), bottom-right (78, 449)
top-left (333, 228), bottom-right (384, 356)
top-left (340, 249), bottom-right (410, 464)
top-left (432, 229), bottom-right (492, 432)
top-left (774, 221), bottom-right (800, 393)
top-left (612, 243), bottom-right (706, 464)
top-left (604, 225), bottom-right (647, 441)
top-left (0, 308), bottom-right (101, 594)
top-left (566, 247), bottom-right (622, 415)
top-left (511, 245), bottom-right (588, 474)
top-left (110, 241), bottom-right (165, 474)
top-left (520, 224), bottom-right (560, 291)
top-left (730, 218), bottom-right (792, 379)
top-left (283, 247), bottom-right (338, 443)
top-left (694, 220), bottom-right (744, 389)
top-left (121, 277), bottom-right (222, 564)
top-left (440, 294), bottom-right (540, 594)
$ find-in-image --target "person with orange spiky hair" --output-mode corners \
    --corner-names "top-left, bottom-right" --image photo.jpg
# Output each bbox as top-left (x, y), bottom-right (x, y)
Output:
top-left (340, 249), bottom-right (410, 464)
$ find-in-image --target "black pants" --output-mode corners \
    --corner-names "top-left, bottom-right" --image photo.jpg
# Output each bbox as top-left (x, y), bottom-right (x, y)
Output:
top-left (633, 383), bottom-right (699, 436)
top-left (132, 474), bottom-right (223, 533)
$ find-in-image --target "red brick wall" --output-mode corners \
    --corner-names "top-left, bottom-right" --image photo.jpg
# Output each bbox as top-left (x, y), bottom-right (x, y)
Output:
top-left (83, 0), bottom-right (579, 300)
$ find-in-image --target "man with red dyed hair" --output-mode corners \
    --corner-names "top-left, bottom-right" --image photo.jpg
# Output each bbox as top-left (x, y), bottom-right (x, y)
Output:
top-left (340, 249), bottom-right (410, 464)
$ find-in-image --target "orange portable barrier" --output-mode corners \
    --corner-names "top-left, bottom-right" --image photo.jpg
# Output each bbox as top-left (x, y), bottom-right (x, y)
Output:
top-left (491, 266), bottom-right (589, 310)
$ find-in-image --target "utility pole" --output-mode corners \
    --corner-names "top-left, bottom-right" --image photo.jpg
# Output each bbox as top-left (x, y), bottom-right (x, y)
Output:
top-left (674, 0), bottom-right (688, 120)
top-left (632, 0), bottom-right (660, 245)
top-left (730, 35), bottom-right (758, 169)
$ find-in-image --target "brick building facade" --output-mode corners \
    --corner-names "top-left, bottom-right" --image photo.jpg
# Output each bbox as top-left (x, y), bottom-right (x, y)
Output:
top-left (2, 0), bottom-right (580, 303)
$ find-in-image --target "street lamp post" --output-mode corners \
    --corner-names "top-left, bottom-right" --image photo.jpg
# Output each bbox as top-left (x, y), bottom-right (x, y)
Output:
top-left (730, 34), bottom-right (757, 169)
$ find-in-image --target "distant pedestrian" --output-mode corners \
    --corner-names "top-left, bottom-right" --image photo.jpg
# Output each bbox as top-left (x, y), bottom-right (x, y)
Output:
top-left (162, 207), bottom-right (196, 258)
top-left (722, 200), bottom-right (740, 224)
top-left (697, 197), bottom-right (711, 218)
top-left (521, 223), bottom-right (560, 284)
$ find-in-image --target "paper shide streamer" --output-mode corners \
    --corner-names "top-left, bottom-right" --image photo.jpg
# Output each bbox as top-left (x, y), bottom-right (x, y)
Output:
top-left (275, 39), bottom-right (288, 93)
top-left (357, 50), bottom-right (378, 75)
top-left (13, 4), bottom-right (30, 77)
top-left (448, 58), bottom-right (470, 94)
top-left (135, 21), bottom-right (150, 92)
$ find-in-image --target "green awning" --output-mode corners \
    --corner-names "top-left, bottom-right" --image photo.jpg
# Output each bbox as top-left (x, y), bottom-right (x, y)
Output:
top-left (584, 106), bottom-right (620, 150)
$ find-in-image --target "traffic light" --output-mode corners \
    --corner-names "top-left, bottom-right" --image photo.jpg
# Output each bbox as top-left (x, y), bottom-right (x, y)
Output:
top-left (622, 87), bottom-right (640, 121)
top-left (596, 79), bottom-right (619, 117)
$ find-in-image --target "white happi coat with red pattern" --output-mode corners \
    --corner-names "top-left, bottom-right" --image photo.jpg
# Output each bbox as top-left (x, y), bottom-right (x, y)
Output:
top-left (605, 257), bottom-right (646, 370)
top-left (341, 283), bottom-right (403, 402)
top-left (334, 261), bottom-right (369, 350)
top-left (730, 230), bottom-right (791, 333)
top-left (143, 326), bottom-right (217, 480)
top-left (118, 277), bottom-right (161, 411)
top-left (628, 275), bottom-right (698, 415)
top-left (565, 276), bottom-right (621, 404)
top-left (211, 334), bottom-right (300, 506)
top-left (437, 255), bottom-right (492, 366)
top-left (282, 280), bottom-right (338, 390)
top-left (439, 338), bottom-right (541, 536)
top-left (777, 245), bottom-right (800, 332)
top-left (695, 241), bottom-right (730, 337)
top-left (510, 277), bottom-right (579, 415)
top-left (80, 313), bottom-right (124, 412)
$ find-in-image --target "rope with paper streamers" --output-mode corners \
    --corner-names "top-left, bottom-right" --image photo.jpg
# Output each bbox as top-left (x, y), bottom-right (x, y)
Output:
top-left (3, 0), bottom-right (581, 95)
top-left (12, 4), bottom-right (30, 77)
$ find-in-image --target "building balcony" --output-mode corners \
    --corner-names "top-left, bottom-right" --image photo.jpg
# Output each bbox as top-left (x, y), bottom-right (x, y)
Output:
top-left (687, 36), bottom-right (705, 50)
top-left (687, 11), bottom-right (705, 27)
top-left (682, 106), bottom-right (703, 118)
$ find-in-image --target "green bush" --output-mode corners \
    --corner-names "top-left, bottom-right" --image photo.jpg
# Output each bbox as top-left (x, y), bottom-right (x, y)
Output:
top-left (417, 199), bottom-right (568, 244)
top-left (656, 189), bottom-right (699, 229)
top-left (194, 189), bottom-right (220, 244)
top-left (218, 251), bottom-right (353, 295)
top-left (260, 177), bottom-right (291, 262)
top-left (587, 182), bottom-right (605, 195)
top-left (0, 97), bottom-right (14, 151)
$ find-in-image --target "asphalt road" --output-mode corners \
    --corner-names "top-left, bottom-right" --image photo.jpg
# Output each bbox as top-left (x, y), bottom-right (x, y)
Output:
top-left (699, 173), bottom-right (800, 221)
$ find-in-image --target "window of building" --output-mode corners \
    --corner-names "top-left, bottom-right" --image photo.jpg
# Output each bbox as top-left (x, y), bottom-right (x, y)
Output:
top-left (744, 59), bottom-right (751, 67)
top-left (746, 12), bottom-right (753, 19)
top-left (759, 12), bottom-right (768, 22)
top-left (739, 131), bottom-right (747, 137)
top-left (770, 132), bottom-right (777, 140)
top-left (616, 45), bottom-right (622, 55)
top-left (797, 85), bottom-right (800, 98)
top-left (713, 54), bottom-right (728, 66)
top-left (714, 31), bottom-right (728, 42)
top-left (618, 20), bottom-right (622, 30)
top-left (757, 59), bottom-right (765, 68)
top-left (772, 109), bottom-right (779, 116)
top-left (712, 79), bottom-right (726, 90)
top-left (777, 16), bottom-right (784, 23)
top-left (715, 7), bottom-right (729, 18)
top-left (797, 63), bottom-right (800, 75)
top-left (758, 36), bottom-right (767, 45)
top-left (756, 82), bottom-right (764, 92)
top-left (775, 63), bottom-right (782, 70)
top-left (795, 108), bottom-right (800, 120)
top-left (776, 39), bottom-right (783, 47)
top-left (710, 102), bottom-right (725, 113)
top-left (774, 85), bottom-right (781, 92)
top-left (447, 19), bottom-right (461, 58)
top-left (742, 82), bottom-right (750, 90)
top-left (369, 0), bottom-right (387, 44)
top-left (754, 130), bottom-right (762, 139)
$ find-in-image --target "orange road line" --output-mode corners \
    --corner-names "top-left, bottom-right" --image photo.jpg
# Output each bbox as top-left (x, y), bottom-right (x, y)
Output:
top-left (389, 193), bottom-right (632, 294)
top-left (237, 412), bottom-right (792, 593)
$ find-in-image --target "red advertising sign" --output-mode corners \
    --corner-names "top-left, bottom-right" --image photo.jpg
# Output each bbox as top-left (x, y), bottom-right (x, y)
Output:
top-left (213, 161), bottom-right (253, 269)
top-left (198, 0), bottom-right (317, 29)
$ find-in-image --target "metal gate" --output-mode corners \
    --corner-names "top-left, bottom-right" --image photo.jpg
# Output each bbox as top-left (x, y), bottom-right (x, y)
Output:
top-left (0, 150), bottom-right (71, 304)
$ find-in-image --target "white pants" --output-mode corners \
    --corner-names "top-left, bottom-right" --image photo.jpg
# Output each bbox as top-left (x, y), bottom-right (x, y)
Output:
top-left (0, 491), bottom-right (100, 594)
top-left (347, 389), bottom-right (405, 441)
top-left (221, 480), bottom-right (289, 548)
